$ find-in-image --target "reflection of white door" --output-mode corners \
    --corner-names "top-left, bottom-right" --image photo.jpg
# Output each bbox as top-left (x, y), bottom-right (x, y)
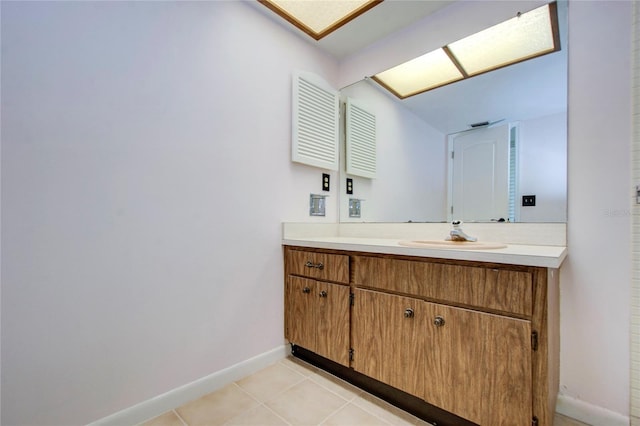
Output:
top-left (450, 124), bottom-right (509, 222)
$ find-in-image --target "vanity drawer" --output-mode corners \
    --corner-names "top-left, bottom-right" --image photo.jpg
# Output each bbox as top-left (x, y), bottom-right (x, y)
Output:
top-left (286, 249), bottom-right (349, 284)
top-left (352, 256), bottom-right (422, 294)
top-left (432, 264), bottom-right (533, 316)
top-left (352, 256), bottom-right (533, 316)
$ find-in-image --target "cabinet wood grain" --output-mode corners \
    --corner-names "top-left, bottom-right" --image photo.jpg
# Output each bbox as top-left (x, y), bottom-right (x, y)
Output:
top-left (285, 276), bottom-right (316, 351)
top-left (481, 310), bottom-right (532, 425)
top-left (424, 302), bottom-right (485, 423)
top-left (316, 281), bottom-right (350, 366)
top-left (424, 302), bottom-right (532, 425)
top-left (285, 276), bottom-right (350, 366)
top-left (353, 255), bottom-right (532, 316)
top-left (287, 249), bottom-right (349, 283)
top-left (352, 288), bottom-right (425, 398)
top-left (483, 268), bottom-right (533, 316)
top-left (284, 246), bottom-right (558, 426)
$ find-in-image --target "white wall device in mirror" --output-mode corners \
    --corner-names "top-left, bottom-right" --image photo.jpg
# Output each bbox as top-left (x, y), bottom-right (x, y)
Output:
top-left (339, 1), bottom-right (567, 224)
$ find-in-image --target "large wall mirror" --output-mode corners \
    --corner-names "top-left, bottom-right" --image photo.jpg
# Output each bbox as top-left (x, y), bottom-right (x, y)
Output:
top-left (339, 1), bottom-right (567, 224)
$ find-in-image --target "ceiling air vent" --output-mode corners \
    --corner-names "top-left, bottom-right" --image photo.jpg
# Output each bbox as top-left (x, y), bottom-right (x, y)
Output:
top-left (470, 121), bottom-right (490, 128)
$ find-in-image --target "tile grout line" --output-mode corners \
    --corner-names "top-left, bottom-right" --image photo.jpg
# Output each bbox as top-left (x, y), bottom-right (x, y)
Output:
top-left (172, 409), bottom-right (188, 426)
top-left (259, 402), bottom-right (294, 426)
top-left (230, 381), bottom-right (264, 405)
top-left (351, 393), bottom-right (429, 426)
top-left (278, 356), bottom-right (319, 376)
top-left (278, 357), bottom-right (367, 402)
top-left (233, 366), bottom-right (308, 403)
top-left (317, 399), bottom-right (352, 426)
top-left (148, 359), bottom-right (565, 426)
top-left (307, 373), bottom-right (363, 403)
top-left (218, 383), bottom-right (264, 426)
top-left (355, 401), bottom-right (396, 426)
top-left (313, 375), bottom-right (424, 424)
top-left (279, 363), bottom-right (405, 425)
top-left (219, 399), bottom-right (294, 426)
top-left (138, 356), bottom-right (576, 426)
top-left (280, 357), bottom-right (422, 425)
top-left (224, 372), bottom-right (305, 426)
top-left (253, 361), bottom-right (359, 425)
top-left (289, 357), bottom-right (363, 401)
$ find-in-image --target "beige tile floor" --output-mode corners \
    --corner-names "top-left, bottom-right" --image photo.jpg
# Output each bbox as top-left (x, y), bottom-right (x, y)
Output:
top-left (141, 357), bottom-right (589, 426)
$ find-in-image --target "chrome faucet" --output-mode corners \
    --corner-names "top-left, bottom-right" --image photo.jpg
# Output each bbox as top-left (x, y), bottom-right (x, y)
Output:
top-left (447, 221), bottom-right (477, 242)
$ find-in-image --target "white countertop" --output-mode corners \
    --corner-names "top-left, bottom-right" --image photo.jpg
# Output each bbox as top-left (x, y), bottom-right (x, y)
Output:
top-left (283, 236), bottom-right (567, 268)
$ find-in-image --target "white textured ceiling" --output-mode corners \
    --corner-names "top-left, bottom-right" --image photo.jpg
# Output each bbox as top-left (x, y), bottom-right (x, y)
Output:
top-left (249, 1), bottom-right (455, 59)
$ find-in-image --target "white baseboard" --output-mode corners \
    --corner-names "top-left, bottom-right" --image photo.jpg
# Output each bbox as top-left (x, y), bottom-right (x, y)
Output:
top-left (89, 344), bottom-right (290, 426)
top-left (556, 393), bottom-right (629, 426)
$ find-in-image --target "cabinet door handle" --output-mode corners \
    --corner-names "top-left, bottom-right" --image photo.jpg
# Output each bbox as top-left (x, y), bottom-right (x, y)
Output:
top-left (404, 308), bottom-right (414, 318)
top-left (305, 261), bottom-right (324, 270)
top-left (433, 316), bottom-right (445, 327)
top-left (302, 287), bottom-right (311, 294)
top-left (319, 290), bottom-right (328, 298)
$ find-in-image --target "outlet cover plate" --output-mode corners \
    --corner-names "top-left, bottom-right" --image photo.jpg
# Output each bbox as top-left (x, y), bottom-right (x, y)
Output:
top-left (522, 195), bottom-right (536, 207)
top-left (322, 173), bottom-right (330, 191)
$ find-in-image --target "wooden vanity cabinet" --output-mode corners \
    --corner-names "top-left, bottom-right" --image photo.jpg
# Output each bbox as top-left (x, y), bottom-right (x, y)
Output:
top-left (351, 289), bottom-right (532, 425)
top-left (422, 302), bottom-right (532, 425)
top-left (284, 246), bottom-right (559, 426)
top-left (351, 288), bottom-right (426, 398)
top-left (284, 249), bottom-right (350, 366)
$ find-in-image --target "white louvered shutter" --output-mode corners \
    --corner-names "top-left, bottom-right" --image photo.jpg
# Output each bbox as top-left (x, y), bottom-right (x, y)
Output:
top-left (292, 71), bottom-right (339, 170)
top-left (346, 97), bottom-right (376, 178)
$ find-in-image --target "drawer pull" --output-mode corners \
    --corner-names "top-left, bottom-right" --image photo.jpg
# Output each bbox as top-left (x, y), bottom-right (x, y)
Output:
top-left (433, 316), bottom-right (445, 327)
top-left (404, 308), bottom-right (414, 318)
top-left (319, 290), bottom-right (328, 298)
top-left (305, 261), bottom-right (324, 270)
top-left (302, 287), bottom-right (311, 294)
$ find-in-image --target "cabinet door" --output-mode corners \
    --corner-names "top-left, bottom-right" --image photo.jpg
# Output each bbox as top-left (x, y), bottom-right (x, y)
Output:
top-left (285, 276), bottom-right (316, 351)
top-left (424, 302), bottom-right (532, 425)
top-left (352, 289), bottom-right (425, 398)
top-left (316, 282), bottom-right (350, 366)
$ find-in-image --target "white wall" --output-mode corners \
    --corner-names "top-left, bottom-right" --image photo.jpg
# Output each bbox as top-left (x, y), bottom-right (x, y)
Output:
top-left (560, 0), bottom-right (631, 418)
top-left (1, 2), bottom-right (339, 424)
top-left (518, 112), bottom-right (568, 222)
top-left (339, 80), bottom-right (446, 223)
top-left (1, 0), bottom-right (634, 424)
top-left (339, 0), bottom-right (633, 420)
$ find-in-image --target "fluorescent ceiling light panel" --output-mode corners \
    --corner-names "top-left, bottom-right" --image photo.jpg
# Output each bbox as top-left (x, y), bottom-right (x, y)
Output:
top-left (259, 0), bottom-right (382, 40)
top-left (372, 48), bottom-right (464, 98)
top-left (373, 2), bottom-right (559, 99)
top-left (448, 4), bottom-right (557, 76)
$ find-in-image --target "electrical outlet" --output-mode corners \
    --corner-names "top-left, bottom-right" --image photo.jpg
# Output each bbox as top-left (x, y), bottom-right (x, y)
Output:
top-left (346, 178), bottom-right (353, 195)
top-left (522, 195), bottom-right (536, 207)
top-left (322, 173), bottom-right (330, 191)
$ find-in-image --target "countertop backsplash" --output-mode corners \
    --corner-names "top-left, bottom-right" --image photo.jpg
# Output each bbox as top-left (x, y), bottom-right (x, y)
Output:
top-left (283, 222), bottom-right (567, 247)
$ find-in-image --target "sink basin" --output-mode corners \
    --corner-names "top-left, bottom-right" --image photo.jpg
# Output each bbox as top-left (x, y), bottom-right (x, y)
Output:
top-left (398, 240), bottom-right (507, 250)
